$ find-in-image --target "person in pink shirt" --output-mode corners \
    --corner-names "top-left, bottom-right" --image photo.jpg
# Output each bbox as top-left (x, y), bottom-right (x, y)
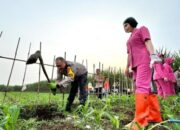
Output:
top-left (163, 57), bottom-right (176, 96)
top-left (154, 55), bottom-right (176, 98)
top-left (123, 17), bottom-right (162, 129)
top-left (153, 54), bottom-right (165, 97)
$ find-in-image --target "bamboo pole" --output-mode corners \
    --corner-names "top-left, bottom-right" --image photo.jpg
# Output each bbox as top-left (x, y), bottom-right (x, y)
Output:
top-left (2, 38), bottom-right (20, 103)
top-left (37, 42), bottom-right (42, 98)
top-left (102, 64), bottom-right (104, 72)
top-left (85, 59), bottom-right (88, 98)
top-left (99, 62), bottom-right (101, 69)
top-left (93, 64), bottom-right (95, 94)
top-left (51, 56), bottom-right (56, 81)
top-left (0, 31), bottom-right (3, 38)
top-left (74, 55), bottom-right (76, 62)
top-left (62, 51), bottom-right (66, 107)
top-left (108, 66), bottom-right (110, 92)
top-left (0, 56), bottom-right (54, 67)
top-left (113, 67), bottom-right (116, 93)
top-left (19, 43), bottom-right (31, 99)
top-left (122, 70), bottom-right (124, 95)
top-left (49, 55), bottom-right (56, 104)
top-left (86, 59), bottom-right (88, 70)
top-left (118, 68), bottom-right (121, 96)
top-left (21, 43), bottom-right (31, 89)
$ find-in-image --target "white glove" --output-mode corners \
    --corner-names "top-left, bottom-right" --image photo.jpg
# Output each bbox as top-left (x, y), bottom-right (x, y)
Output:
top-left (150, 54), bottom-right (162, 68)
top-left (57, 77), bottom-right (73, 88)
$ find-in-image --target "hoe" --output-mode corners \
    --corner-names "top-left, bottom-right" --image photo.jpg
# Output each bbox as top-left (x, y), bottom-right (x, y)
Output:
top-left (26, 50), bottom-right (50, 82)
top-left (26, 51), bottom-right (57, 95)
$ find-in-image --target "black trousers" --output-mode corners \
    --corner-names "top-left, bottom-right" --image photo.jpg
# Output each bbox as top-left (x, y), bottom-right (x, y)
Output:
top-left (95, 87), bottom-right (102, 99)
top-left (67, 73), bottom-right (88, 105)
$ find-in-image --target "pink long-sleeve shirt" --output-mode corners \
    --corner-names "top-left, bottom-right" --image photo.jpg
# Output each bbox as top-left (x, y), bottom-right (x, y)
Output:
top-left (163, 58), bottom-right (176, 83)
top-left (153, 63), bottom-right (164, 80)
top-left (127, 26), bottom-right (151, 68)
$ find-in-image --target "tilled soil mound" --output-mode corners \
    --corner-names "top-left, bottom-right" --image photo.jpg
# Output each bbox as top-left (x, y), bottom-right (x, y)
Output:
top-left (20, 104), bottom-right (65, 120)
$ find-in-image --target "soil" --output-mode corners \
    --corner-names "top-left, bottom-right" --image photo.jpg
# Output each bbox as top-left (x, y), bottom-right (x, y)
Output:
top-left (20, 104), bottom-right (65, 120)
top-left (19, 103), bottom-right (171, 130)
top-left (37, 122), bottom-right (78, 130)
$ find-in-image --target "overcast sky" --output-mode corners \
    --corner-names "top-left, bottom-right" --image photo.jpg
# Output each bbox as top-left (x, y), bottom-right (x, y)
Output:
top-left (0, 0), bottom-right (180, 85)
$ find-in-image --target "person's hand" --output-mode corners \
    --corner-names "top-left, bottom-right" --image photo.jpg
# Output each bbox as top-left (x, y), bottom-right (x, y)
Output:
top-left (48, 82), bottom-right (57, 95)
top-left (164, 77), bottom-right (168, 82)
top-left (150, 54), bottom-right (162, 68)
top-left (57, 78), bottom-right (72, 87)
top-left (48, 82), bottom-right (57, 89)
top-left (125, 67), bottom-right (132, 77)
top-left (125, 67), bottom-right (129, 77)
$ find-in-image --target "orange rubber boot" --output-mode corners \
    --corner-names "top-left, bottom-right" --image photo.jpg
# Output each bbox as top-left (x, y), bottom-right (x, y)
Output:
top-left (148, 94), bottom-right (162, 123)
top-left (134, 93), bottom-right (149, 127)
top-left (125, 93), bottom-right (149, 130)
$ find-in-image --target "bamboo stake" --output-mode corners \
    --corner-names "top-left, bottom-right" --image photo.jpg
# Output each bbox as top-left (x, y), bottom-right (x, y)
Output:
top-left (0, 31), bottom-right (3, 38)
top-left (113, 67), bottom-right (116, 93)
top-left (122, 70), bottom-right (124, 95)
top-left (74, 55), bottom-right (76, 62)
top-left (49, 55), bottom-right (56, 104)
top-left (19, 43), bottom-right (31, 99)
top-left (51, 56), bottom-right (56, 81)
top-left (62, 51), bottom-right (66, 107)
top-left (86, 59), bottom-right (88, 70)
top-left (37, 42), bottom-right (42, 99)
top-left (93, 64), bottom-right (95, 94)
top-left (22, 43), bottom-right (31, 88)
top-left (2, 38), bottom-right (20, 103)
top-left (118, 68), bottom-right (121, 96)
top-left (102, 64), bottom-right (104, 72)
top-left (108, 66), bottom-right (110, 92)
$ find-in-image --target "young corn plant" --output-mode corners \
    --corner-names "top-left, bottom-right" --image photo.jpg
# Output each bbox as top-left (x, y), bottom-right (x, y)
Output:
top-left (74, 100), bottom-right (95, 129)
top-left (74, 95), bottom-right (121, 130)
top-left (0, 104), bottom-right (20, 130)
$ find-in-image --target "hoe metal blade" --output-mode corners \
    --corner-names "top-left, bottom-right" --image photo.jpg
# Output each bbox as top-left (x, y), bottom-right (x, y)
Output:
top-left (26, 51), bottom-right (40, 64)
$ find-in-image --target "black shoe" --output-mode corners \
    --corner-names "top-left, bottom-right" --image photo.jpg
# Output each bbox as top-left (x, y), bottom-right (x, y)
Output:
top-left (65, 103), bottom-right (72, 112)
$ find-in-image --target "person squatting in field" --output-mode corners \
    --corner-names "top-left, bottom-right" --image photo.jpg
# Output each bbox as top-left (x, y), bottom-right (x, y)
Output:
top-left (153, 54), bottom-right (176, 98)
top-left (48, 57), bottom-right (88, 112)
top-left (123, 17), bottom-right (162, 129)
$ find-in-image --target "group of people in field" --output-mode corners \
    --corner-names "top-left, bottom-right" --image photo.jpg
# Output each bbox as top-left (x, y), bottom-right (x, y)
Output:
top-left (93, 68), bottom-right (110, 99)
top-left (47, 17), bottom-right (179, 129)
top-left (153, 54), bottom-right (178, 98)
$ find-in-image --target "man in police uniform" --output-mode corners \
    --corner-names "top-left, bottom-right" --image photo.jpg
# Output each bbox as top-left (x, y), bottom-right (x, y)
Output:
top-left (48, 57), bottom-right (88, 112)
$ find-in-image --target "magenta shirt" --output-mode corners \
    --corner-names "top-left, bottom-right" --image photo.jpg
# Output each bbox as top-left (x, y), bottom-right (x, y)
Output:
top-left (163, 58), bottom-right (176, 82)
top-left (127, 26), bottom-right (151, 68)
top-left (153, 63), bottom-right (164, 80)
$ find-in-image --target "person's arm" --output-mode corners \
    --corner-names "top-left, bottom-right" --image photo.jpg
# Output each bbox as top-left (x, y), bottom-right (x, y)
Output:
top-left (125, 54), bottom-right (130, 76)
top-left (145, 39), bottom-right (155, 55)
top-left (56, 67), bottom-right (74, 87)
top-left (145, 39), bottom-right (162, 67)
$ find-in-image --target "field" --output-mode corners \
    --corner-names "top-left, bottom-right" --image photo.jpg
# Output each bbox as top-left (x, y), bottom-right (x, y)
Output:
top-left (0, 92), bottom-right (180, 130)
